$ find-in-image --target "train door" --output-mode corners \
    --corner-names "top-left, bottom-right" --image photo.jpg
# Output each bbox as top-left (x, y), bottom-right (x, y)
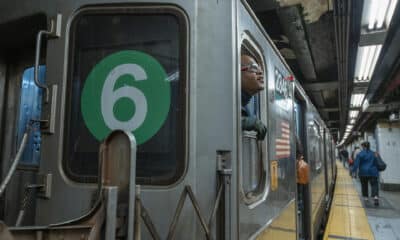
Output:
top-left (307, 118), bottom-right (327, 239)
top-left (331, 137), bottom-right (336, 180)
top-left (323, 130), bottom-right (333, 198)
top-left (0, 14), bottom-right (51, 226)
top-left (294, 97), bottom-right (311, 240)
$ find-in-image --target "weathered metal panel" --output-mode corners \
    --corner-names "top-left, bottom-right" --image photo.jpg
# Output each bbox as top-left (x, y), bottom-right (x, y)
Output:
top-left (375, 122), bottom-right (400, 186)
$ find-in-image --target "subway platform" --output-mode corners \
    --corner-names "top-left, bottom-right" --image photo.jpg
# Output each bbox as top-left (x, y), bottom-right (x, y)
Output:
top-left (324, 163), bottom-right (400, 240)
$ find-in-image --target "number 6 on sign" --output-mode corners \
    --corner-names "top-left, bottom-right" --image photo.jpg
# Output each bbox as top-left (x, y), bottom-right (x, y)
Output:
top-left (81, 50), bottom-right (171, 145)
top-left (101, 64), bottom-right (148, 131)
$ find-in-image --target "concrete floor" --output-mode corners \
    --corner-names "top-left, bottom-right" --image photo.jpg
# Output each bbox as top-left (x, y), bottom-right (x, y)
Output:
top-left (352, 176), bottom-right (400, 240)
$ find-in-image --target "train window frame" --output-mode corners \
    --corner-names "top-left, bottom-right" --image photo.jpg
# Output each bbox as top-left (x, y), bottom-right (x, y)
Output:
top-left (313, 120), bottom-right (323, 171)
top-left (239, 34), bottom-right (269, 206)
top-left (63, 5), bottom-right (189, 186)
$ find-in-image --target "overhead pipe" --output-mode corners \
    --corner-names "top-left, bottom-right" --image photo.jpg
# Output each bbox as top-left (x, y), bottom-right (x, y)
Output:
top-left (333, 0), bottom-right (351, 139)
top-left (333, 0), bottom-right (341, 136)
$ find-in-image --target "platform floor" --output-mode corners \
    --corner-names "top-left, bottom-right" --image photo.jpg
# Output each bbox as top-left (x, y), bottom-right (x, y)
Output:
top-left (324, 163), bottom-right (400, 240)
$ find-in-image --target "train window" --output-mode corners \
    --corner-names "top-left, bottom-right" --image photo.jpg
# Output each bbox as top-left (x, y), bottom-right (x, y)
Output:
top-left (65, 6), bottom-right (188, 185)
top-left (312, 121), bottom-right (322, 171)
top-left (239, 39), bottom-right (268, 204)
top-left (294, 99), bottom-right (303, 139)
top-left (16, 66), bottom-right (46, 167)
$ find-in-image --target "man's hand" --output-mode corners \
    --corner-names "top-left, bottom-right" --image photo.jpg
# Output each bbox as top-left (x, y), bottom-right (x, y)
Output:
top-left (242, 117), bottom-right (267, 140)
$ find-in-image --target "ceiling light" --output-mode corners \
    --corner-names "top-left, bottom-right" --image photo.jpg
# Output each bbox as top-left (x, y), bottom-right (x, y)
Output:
top-left (376, 0), bottom-right (390, 29)
top-left (349, 110), bottom-right (359, 118)
top-left (367, 0), bottom-right (397, 30)
top-left (362, 98), bottom-right (370, 112)
top-left (355, 47), bottom-right (368, 82)
top-left (354, 45), bottom-right (382, 82)
top-left (386, 0), bottom-right (398, 27)
top-left (362, 45), bottom-right (376, 79)
top-left (367, 45), bottom-right (382, 80)
top-left (350, 93), bottom-right (365, 107)
top-left (368, 0), bottom-right (379, 29)
top-left (350, 119), bottom-right (356, 124)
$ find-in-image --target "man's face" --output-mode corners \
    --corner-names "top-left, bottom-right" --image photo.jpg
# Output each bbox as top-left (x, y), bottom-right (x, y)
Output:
top-left (241, 55), bottom-right (264, 95)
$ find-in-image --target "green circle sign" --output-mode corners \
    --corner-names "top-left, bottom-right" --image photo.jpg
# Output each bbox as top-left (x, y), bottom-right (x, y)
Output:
top-left (81, 50), bottom-right (171, 145)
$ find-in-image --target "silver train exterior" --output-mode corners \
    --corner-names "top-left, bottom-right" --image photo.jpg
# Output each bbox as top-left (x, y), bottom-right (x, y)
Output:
top-left (0, 0), bottom-right (337, 239)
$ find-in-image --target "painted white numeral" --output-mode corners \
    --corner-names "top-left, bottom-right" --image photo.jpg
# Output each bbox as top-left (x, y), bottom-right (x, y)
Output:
top-left (101, 64), bottom-right (148, 131)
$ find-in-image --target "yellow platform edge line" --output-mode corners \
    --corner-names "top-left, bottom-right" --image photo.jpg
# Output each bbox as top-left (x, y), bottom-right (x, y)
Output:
top-left (323, 163), bottom-right (375, 240)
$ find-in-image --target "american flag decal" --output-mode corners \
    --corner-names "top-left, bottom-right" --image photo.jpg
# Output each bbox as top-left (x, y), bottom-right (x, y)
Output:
top-left (275, 121), bottom-right (291, 159)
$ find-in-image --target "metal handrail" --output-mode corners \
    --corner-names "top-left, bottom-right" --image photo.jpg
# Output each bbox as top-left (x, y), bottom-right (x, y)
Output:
top-left (0, 127), bottom-right (30, 197)
top-left (33, 14), bottom-right (62, 103)
top-left (34, 24), bottom-right (53, 102)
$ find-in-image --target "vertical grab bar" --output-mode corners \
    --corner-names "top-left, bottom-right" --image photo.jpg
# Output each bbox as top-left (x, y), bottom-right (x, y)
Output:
top-left (101, 130), bottom-right (137, 240)
top-left (34, 14), bottom-right (62, 103)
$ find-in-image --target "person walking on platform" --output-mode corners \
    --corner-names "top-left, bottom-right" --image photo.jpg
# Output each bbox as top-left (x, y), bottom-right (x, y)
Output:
top-left (350, 146), bottom-right (361, 177)
top-left (351, 141), bottom-right (380, 206)
top-left (339, 148), bottom-right (349, 168)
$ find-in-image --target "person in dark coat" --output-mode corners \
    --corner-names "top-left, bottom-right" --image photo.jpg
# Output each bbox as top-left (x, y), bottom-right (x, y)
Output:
top-left (339, 148), bottom-right (349, 168)
top-left (352, 141), bottom-right (380, 206)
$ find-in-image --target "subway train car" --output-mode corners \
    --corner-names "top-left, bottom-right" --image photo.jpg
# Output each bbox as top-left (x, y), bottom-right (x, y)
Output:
top-left (0, 0), bottom-right (336, 239)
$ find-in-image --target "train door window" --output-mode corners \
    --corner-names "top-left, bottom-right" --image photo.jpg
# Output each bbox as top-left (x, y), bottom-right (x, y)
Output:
top-left (313, 121), bottom-right (322, 171)
top-left (65, 6), bottom-right (188, 185)
top-left (15, 66), bottom-right (46, 167)
top-left (239, 37), bottom-right (268, 204)
top-left (294, 98), bottom-right (304, 140)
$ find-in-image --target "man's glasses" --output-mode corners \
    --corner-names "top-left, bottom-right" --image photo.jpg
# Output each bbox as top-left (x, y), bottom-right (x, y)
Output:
top-left (241, 63), bottom-right (262, 73)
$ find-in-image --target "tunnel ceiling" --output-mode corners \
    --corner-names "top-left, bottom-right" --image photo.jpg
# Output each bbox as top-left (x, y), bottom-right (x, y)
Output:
top-left (247, 0), bottom-right (340, 140)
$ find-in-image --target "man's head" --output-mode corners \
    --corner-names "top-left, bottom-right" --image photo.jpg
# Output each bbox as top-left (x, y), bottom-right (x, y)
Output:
top-left (361, 141), bottom-right (370, 150)
top-left (241, 54), bottom-right (264, 96)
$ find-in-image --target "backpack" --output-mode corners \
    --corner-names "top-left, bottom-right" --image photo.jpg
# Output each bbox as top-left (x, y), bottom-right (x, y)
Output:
top-left (297, 159), bottom-right (310, 184)
top-left (375, 153), bottom-right (387, 172)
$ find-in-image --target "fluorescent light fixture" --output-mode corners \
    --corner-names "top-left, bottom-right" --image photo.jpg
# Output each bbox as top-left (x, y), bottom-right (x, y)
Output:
top-left (368, 0), bottom-right (379, 29)
top-left (349, 110), bottom-right (359, 118)
top-left (367, 45), bottom-right (382, 80)
top-left (376, 0), bottom-right (390, 29)
top-left (350, 93), bottom-right (365, 107)
top-left (362, 98), bottom-right (370, 112)
top-left (362, 45), bottom-right (376, 79)
top-left (350, 119), bottom-right (356, 124)
top-left (386, 0), bottom-right (398, 27)
top-left (367, 0), bottom-right (397, 30)
top-left (354, 45), bottom-right (382, 82)
top-left (355, 47), bottom-right (368, 82)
